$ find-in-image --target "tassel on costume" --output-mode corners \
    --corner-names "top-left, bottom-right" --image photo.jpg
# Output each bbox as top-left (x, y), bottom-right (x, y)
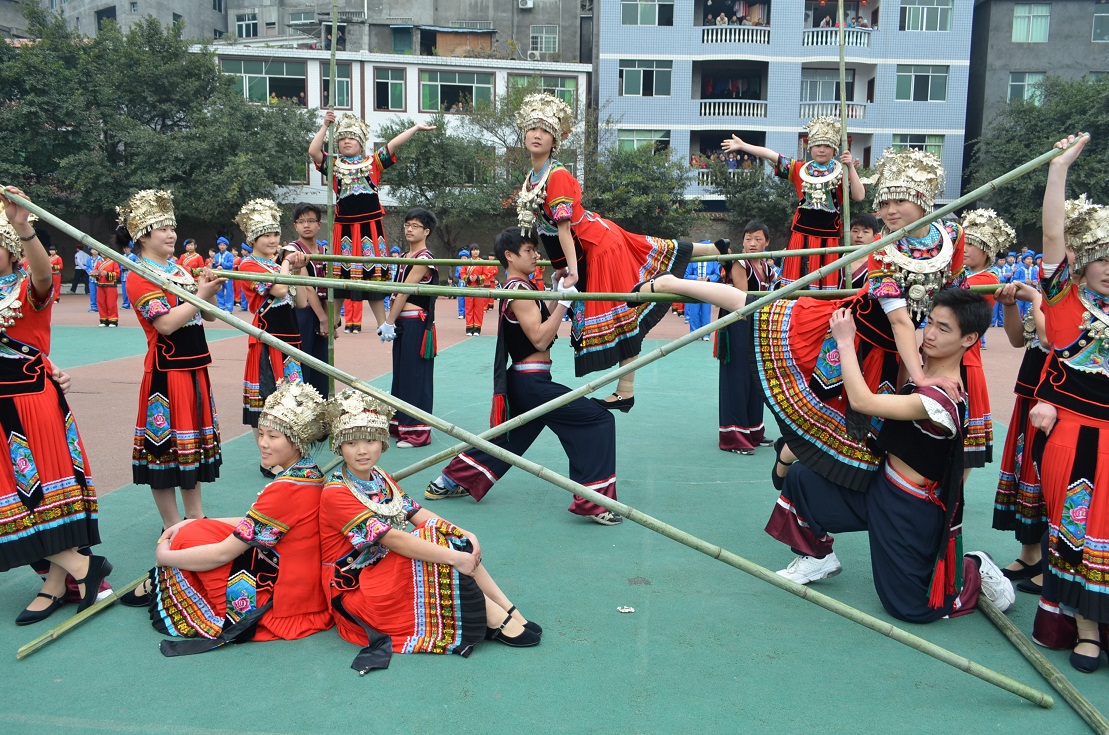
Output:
top-left (420, 325), bottom-right (437, 360)
top-left (489, 394), bottom-right (508, 428)
top-left (714, 327), bottom-right (730, 363)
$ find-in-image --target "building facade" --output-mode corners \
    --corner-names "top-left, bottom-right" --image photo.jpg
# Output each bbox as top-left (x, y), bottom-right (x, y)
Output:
top-left (209, 45), bottom-right (589, 205)
top-left (965, 0), bottom-right (1109, 163)
top-left (597, 0), bottom-right (974, 203)
top-left (222, 0), bottom-right (590, 63)
top-left (32, 0), bottom-right (227, 39)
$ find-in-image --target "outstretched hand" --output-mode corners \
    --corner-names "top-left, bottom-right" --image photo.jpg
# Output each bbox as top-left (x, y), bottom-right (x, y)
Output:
top-left (413, 123), bottom-right (437, 133)
top-left (721, 135), bottom-right (747, 153)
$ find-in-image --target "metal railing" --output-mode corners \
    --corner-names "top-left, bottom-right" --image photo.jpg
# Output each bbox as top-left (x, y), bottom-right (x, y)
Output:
top-left (799, 101), bottom-right (867, 119)
top-left (701, 25), bottom-right (771, 45)
top-left (801, 27), bottom-right (871, 47)
top-left (699, 99), bottom-right (768, 117)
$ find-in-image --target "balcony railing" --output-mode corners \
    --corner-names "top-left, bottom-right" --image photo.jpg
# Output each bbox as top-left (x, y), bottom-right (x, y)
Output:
top-left (701, 26), bottom-right (771, 45)
top-left (695, 168), bottom-right (759, 186)
top-left (798, 102), bottom-right (867, 119)
top-left (801, 28), bottom-right (871, 47)
top-left (699, 99), bottom-right (768, 117)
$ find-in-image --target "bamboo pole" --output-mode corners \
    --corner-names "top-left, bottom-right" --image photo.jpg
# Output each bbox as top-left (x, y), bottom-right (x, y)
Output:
top-left (978, 598), bottom-right (1106, 732)
top-left (5, 193), bottom-right (1053, 707)
top-left (837, 0), bottom-right (852, 288)
top-left (16, 575), bottom-right (145, 660)
top-left (218, 267), bottom-right (1009, 304)
top-left (324, 0), bottom-right (339, 396)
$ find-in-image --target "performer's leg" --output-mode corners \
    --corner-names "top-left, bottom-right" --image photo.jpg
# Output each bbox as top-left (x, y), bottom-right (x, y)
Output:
top-left (765, 461), bottom-right (868, 561)
top-left (648, 273), bottom-right (747, 312)
top-left (106, 287), bottom-right (119, 325)
top-left (181, 483), bottom-right (204, 520)
top-left (545, 391), bottom-right (618, 517)
top-left (88, 279), bottom-right (97, 311)
top-left (96, 286), bottom-right (109, 325)
top-left (152, 488), bottom-right (183, 528)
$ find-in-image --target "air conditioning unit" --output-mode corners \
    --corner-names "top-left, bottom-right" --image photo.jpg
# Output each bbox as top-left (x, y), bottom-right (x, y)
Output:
top-left (526, 50), bottom-right (541, 61)
top-left (519, 0), bottom-right (534, 9)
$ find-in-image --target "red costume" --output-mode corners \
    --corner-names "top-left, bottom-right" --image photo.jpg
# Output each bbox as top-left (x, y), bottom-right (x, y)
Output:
top-left (238, 255), bottom-right (304, 426)
top-left (774, 155), bottom-right (848, 290)
top-left (962, 269), bottom-right (999, 467)
top-left (48, 254), bottom-right (63, 303)
top-left (463, 261), bottom-right (493, 334)
top-left (95, 257), bottom-right (121, 326)
top-left (178, 251), bottom-right (205, 273)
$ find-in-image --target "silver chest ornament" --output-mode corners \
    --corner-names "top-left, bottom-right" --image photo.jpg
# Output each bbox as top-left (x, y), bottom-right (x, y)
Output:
top-left (798, 160), bottom-right (842, 210)
top-left (873, 225), bottom-right (955, 321)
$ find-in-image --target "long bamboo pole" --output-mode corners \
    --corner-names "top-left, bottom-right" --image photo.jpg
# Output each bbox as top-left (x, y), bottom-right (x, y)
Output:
top-left (837, 0), bottom-right (852, 288)
top-left (324, 0), bottom-right (339, 396)
top-left (979, 598), bottom-right (1107, 733)
top-left (5, 192), bottom-right (1053, 707)
top-left (218, 268), bottom-right (1009, 304)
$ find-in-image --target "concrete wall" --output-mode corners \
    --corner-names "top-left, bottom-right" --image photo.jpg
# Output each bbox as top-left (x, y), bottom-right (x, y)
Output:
top-left (43, 0), bottom-right (227, 41)
top-left (0, 0), bottom-right (31, 38)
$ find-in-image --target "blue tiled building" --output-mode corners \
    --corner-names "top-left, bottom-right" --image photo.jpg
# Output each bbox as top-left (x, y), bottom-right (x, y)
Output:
top-left (597, 0), bottom-right (973, 204)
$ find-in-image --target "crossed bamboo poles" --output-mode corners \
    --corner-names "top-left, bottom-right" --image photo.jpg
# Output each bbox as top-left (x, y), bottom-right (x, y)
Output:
top-left (4, 140), bottom-right (1088, 715)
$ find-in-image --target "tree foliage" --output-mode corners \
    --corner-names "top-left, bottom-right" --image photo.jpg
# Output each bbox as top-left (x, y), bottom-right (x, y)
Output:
top-left (966, 75), bottom-right (1109, 234)
top-left (0, 6), bottom-right (315, 230)
top-left (583, 145), bottom-right (698, 239)
top-left (707, 163), bottom-right (797, 244)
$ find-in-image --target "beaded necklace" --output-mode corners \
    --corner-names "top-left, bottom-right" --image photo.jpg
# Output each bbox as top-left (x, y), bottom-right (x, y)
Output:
top-left (141, 256), bottom-right (198, 294)
top-left (0, 270), bottom-right (23, 332)
top-left (341, 466), bottom-right (408, 530)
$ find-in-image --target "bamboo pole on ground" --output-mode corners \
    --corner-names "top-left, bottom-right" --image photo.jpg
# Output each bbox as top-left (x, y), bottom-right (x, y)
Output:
top-left (979, 598), bottom-right (1108, 733)
top-left (7, 194), bottom-right (1056, 705)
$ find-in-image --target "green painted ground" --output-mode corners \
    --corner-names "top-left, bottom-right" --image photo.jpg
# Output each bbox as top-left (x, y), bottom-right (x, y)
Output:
top-left (1, 338), bottom-right (1103, 735)
top-left (47, 325), bottom-right (241, 370)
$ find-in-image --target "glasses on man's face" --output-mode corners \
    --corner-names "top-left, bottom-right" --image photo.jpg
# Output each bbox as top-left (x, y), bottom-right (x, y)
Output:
top-left (403, 223), bottom-right (427, 230)
top-left (294, 219), bottom-right (320, 225)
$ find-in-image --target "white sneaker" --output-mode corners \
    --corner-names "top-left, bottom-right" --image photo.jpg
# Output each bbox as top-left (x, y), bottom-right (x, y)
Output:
top-left (396, 440), bottom-right (415, 448)
top-left (966, 551), bottom-right (1015, 613)
top-left (777, 552), bottom-right (842, 584)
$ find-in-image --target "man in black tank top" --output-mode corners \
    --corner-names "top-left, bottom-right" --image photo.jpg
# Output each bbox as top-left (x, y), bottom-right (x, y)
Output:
top-left (764, 289), bottom-right (1015, 623)
top-left (425, 228), bottom-right (622, 525)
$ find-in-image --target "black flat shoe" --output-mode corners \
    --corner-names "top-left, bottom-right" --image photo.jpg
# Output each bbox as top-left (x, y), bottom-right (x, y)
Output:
top-left (120, 576), bottom-right (155, 608)
top-left (505, 605), bottom-right (542, 635)
top-left (15, 593), bottom-right (67, 626)
top-left (75, 555), bottom-right (113, 613)
top-left (1001, 558), bottom-right (1040, 581)
top-left (1016, 577), bottom-right (1043, 595)
top-left (628, 279), bottom-right (655, 305)
top-left (592, 394), bottom-right (634, 413)
top-left (715, 238), bottom-right (731, 256)
top-left (485, 612), bottom-right (541, 648)
top-left (771, 437), bottom-right (793, 491)
top-left (1070, 638), bottom-right (1103, 673)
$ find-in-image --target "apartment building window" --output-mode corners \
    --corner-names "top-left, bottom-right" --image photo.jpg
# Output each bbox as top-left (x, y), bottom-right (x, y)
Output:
top-left (221, 59), bottom-right (306, 103)
top-left (530, 25), bottom-right (558, 53)
top-left (290, 12), bottom-right (314, 24)
top-left (214, 29), bottom-right (224, 39)
top-left (173, 13), bottom-right (183, 26)
top-left (892, 134), bottom-right (944, 158)
top-left (213, 0), bottom-right (224, 12)
top-left (130, 2), bottom-right (138, 12)
top-left (321, 63), bottom-right (352, 109)
top-left (618, 60), bottom-right (672, 97)
top-left (1095, 1), bottom-right (1109, 41)
top-left (899, 0), bottom-right (953, 32)
top-left (392, 27), bottom-right (413, 54)
top-left (895, 65), bottom-right (948, 101)
top-left (1012, 4), bottom-right (1050, 42)
top-left (509, 75), bottom-right (578, 109)
top-left (1008, 72), bottom-right (1045, 103)
top-left (621, 1), bottom-right (674, 27)
top-left (236, 12), bottom-right (258, 38)
top-left (375, 68), bottom-right (405, 111)
top-left (617, 129), bottom-right (670, 152)
top-left (800, 69), bottom-right (854, 102)
top-left (419, 70), bottom-right (494, 112)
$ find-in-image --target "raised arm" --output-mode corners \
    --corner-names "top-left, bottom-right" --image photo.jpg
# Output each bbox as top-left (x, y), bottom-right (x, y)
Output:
top-left (1043, 134), bottom-right (1087, 267)
top-left (307, 110), bottom-right (336, 167)
top-left (2, 187), bottom-right (52, 296)
top-left (386, 122), bottom-right (436, 156)
top-left (721, 134), bottom-right (778, 163)
top-left (841, 151), bottom-right (866, 201)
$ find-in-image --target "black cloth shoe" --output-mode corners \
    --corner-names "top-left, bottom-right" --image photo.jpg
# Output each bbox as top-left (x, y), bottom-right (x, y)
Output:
top-left (1070, 638), bottom-right (1103, 673)
top-left (75, 555), bottom-right (113, 613)
top-left (591, 394), bottom-right (634, 413)
top-left (15, 593), bottom-right (67, 626)
top-left (715, 238), bottom-right (731, 256)
top-left (1001, 558), bottom-right (1040, 581)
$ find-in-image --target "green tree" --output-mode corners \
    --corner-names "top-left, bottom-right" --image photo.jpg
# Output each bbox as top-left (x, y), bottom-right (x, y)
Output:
top-left (582, 145), bottom-right (698, 239)
top-left (966, 75), bottom-right (1109, 234)
top-left (375, 114), bottom-right (513, 253)
top-left (708, 163), bottom-right (797, 244)
top-left (0, 6), bottom-right (315, 230)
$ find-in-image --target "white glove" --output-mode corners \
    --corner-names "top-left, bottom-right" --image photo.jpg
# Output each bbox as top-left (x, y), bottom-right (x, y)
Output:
top-left (377, 322), bottom-right (396, 342)
top-left (555, 278), bottom-right (578, 310)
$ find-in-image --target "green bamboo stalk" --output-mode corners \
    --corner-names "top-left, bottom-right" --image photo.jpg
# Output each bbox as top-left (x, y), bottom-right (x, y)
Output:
top-left (978, 598), bottom-right (1105, 732)
top-left (837, 0), bottom-right (852, 289)
top-left (324, 0), bottom-right (339, 397)
top-left (217, 267), bottom-right (1007, 304)
top-left (16, 575), bottom-right (145, 659)
top-left (6, 192), bottom-right (1053, 706)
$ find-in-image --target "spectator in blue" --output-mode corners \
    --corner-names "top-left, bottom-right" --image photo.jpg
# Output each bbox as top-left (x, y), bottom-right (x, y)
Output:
top-left (1001, 251), bottom-right (1017, 283)
top-left (121, 241), bottom-right (138, 309)
top-left (84, 244), bottom-right (99, 311)
top-left (211, 236), bottom-right (236, 311)
top-left (683, 243), bottom-right (722, 340)
top-left (455, 248), bottom-right (470, 319)
top-left (1011, 249), bottom-right (1039, 317)
top-left (989, 254), bottom-right (1007, 326)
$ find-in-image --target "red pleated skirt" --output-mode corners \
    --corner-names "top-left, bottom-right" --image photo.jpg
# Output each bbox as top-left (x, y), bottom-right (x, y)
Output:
top-left (132, 367), bottom-right (221, 490)
top-left (778, 230), bottom-right (844, 291)
top-left (961, 342), bottom-right (993, 468)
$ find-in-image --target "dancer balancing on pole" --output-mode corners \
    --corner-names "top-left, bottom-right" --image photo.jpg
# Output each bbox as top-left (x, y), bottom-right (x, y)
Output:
top-left (1026, 135), bottom-right (1109, 673)
top-left (722, 116), bottom-right (866, 290)
top-left (0, 188), bottom-right (113, 626)
top-left (308, 110), bottom-right (434, 334)
top-left (424, 227), bottom-right (622, 526)
top-left (319, 391), bottom-right (539, 673)
top-left (957, 209), bottom-right (1016, 474)
top-left (514, 93), bottom-right (726, 411)
top-left (233, 199), bottom-right (308, 435)
top-left (133, 383), bottom-right (333, 652)
top-left (121, 190), bottom-right (225, 529)
top-left (636, 147), bottom-right (967, 493)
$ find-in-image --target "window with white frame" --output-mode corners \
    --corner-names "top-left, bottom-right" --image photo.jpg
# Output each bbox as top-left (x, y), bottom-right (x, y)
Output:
top-left (800, 69), bottom-right (854, 102)
top-left (1012, 4), bottom-right (1050, 42)
top-left (419, 70), bottom-right (493, 112)
top-left (1007, 72), bottom-right (1045, 103)
top-left (236, 12), bottom-right (258, 38)
top-left (892, 134), bottom-right (944, 158)
top-left (375, 68), bottom-right (405, 111)
top-left (221, 59), bottom-right (306, 103)
top-left (618, 60), bottom-right (672, 97)
top-left (508, 75), bottom-right (578, 109)
top-left (899, 0), bottom-right (953, 32)
top-left (895, 65), bottom-right (949, 101)
top-left (290, 12), bottom-right (314, 24)
top-left (617, 129), bottom-right (670, 152)
top-left (1095, 1), bottom-right (1109, 41)
top-left (321, 63), bottom-right (351, 109)
top-left (620, 0), bottom-right (674, 26)
top-left (530, 25), bottom-right (558, 53)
